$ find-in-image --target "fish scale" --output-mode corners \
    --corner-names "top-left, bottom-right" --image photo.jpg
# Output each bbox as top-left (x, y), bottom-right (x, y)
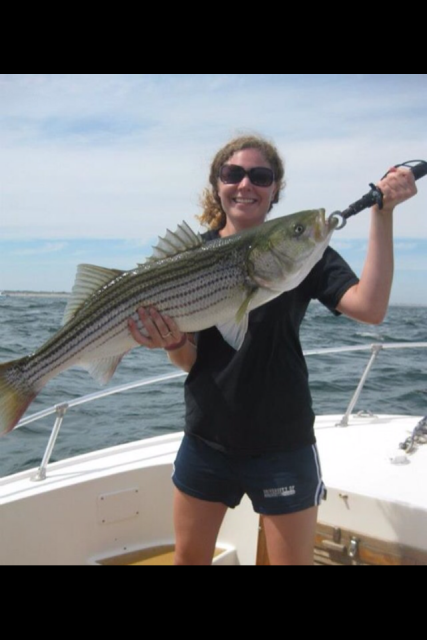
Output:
top-left (3, 245), bottom-right (249, 394)
top-left (0, 209), bottom-right (336, 434)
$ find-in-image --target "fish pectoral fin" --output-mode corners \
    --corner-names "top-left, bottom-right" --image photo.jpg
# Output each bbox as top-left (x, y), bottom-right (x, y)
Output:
top-left (63, 264), bottom-right (125, 325)
top-left (143, 221), bottom-right (203, 263)
top-left (216, 287), bottom-right (260, 350)
top-left (215, 289), bottom-right (257, 350)
top-left (236, 288), bottom-right (258, 323)
top-left (80, 353), bottom-right (127, 385)
top-left (252, 275), bottom-right (276, 290)
top-left (216, 316), bottom-right (249, 351)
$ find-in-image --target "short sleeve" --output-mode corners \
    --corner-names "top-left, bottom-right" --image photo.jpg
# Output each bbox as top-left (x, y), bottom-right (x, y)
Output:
top-left (311, 247), bottom-right (359, 314)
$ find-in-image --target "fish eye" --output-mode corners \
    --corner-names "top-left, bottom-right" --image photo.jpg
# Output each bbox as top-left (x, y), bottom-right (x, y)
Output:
top-left (293, 223), bottom-right (305, 236)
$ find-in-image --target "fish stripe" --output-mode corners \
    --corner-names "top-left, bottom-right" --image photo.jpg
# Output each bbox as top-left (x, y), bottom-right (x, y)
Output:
top-left (0, 209), bottom-right (334, 434)
top-left (15, 245), bottom-right (251, 388)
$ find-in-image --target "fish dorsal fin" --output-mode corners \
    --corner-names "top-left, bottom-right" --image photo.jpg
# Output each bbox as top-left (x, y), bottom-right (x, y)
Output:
top-left (143, 221), bottom-right (203, 263)
top-left (62, 264), bottom-right (124, 325)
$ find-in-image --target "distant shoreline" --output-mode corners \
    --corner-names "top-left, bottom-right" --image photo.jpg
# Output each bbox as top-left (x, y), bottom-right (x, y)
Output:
top-left (0, 291), bottom-right (70, 298)
top-left (0, 291), bottom-right (425, 307)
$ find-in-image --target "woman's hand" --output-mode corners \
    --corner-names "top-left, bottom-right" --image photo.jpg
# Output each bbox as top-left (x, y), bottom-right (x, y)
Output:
top-left (128, 306), bottom-right (197, 372)
top-left (337, 166), bottom-right (418, 325)
top-left (128, 307), bottom-right (186, 350)
top-left (375, 166), bottom-right (417, 214)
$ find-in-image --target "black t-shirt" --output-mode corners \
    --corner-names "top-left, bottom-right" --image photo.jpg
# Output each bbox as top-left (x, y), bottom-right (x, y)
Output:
top-left (184, 230), bottom-right (359, 455)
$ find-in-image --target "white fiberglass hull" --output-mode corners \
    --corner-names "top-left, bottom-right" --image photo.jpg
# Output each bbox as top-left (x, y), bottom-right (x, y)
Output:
top-left (0, 412), bottom-right (426, 565)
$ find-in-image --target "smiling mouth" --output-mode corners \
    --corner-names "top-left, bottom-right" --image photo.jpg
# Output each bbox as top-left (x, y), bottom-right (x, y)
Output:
top-left (233, 198), bottom-right (257, 204)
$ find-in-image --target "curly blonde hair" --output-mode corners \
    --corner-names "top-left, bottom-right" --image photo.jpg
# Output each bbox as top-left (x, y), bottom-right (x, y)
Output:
top-left (197, 134), bottom-right (286, 230)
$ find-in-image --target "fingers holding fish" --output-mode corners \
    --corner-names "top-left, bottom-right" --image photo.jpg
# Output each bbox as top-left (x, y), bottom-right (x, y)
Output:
top-left (376, 167), bottom-right (417, 213)
top-left (128, 307), bottom-right (182, 349)
top-left (147, 307), bottom-right (183, 347)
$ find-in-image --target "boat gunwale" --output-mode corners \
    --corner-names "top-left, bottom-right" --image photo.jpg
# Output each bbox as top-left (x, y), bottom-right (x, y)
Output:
top-left (13, 341), bottom-right (427, 430)
top-left (2, 341), bottom-right (426, 486)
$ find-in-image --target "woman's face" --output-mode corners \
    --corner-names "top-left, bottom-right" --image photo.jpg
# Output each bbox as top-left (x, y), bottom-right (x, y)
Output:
top-left (217, 148), bottom-right (277, 236)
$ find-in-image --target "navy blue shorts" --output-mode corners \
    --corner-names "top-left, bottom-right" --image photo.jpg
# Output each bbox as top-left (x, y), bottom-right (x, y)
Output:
top-left (172, 435), bottom-right (326, 515)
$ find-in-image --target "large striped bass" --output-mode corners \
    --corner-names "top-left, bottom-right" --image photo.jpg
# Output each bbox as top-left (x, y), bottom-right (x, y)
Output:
top-left (0, 208), bottom-right (337, 434)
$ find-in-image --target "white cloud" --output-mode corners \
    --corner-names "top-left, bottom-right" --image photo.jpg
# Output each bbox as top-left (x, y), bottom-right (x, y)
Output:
top-left (12, 242), bottom-right (67, 256)
top-left (1, 74), bottom-right (426, 298)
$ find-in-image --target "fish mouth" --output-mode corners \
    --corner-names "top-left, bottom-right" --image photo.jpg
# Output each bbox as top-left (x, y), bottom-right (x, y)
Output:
top-left (327, 210), bottom-right (345, 230)
top-left (314, 208), bottom-right (335, 241)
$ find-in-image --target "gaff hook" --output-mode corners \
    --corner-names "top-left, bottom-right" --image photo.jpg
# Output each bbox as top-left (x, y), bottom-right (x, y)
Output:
top-left (328, 211), bottom-right (346, 230)
top-left (330, 160), bottom-right (427, 231)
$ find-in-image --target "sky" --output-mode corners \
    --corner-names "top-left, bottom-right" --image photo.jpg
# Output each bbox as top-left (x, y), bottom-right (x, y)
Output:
top-left (0, 74), bottom-right (426, 305)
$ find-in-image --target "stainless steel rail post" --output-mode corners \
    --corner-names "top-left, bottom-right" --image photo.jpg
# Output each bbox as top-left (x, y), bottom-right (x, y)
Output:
top-left (338, 344), bottom-right (383, 427)
top-left (32, 403), bottom-right (69, 481)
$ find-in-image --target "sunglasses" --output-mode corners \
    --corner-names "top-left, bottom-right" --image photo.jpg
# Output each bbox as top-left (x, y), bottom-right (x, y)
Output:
top-left (219, 164), bottom-right (275, 188)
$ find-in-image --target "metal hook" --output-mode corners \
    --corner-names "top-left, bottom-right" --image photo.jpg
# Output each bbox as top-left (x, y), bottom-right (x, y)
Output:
top-left (328, 211), bottom-right (346, 230)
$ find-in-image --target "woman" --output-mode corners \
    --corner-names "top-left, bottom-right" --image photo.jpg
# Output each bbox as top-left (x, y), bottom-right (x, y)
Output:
top-left (128, 134), bottom-right (417, 565)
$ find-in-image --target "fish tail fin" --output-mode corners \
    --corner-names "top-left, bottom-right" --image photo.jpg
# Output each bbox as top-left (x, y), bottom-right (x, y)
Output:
top-left (0, 358), bottom-right (37, 436)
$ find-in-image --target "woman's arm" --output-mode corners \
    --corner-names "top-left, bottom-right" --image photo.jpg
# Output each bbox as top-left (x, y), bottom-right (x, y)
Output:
top-left (128, 307), bottom-right (197, 373)
top-left (337, 167), bottom-right (417, 324)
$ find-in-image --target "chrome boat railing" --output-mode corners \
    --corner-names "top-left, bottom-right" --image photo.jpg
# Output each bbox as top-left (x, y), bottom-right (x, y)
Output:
top-left (11, 342), bottom-right (427, 482)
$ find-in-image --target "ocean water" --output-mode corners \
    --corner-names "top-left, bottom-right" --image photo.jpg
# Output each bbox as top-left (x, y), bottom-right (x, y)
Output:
top-left (0, 295), bottom-right (426, 478)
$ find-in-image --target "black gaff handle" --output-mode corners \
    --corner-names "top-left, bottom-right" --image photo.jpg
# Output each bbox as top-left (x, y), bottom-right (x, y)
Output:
top-left (331, 160), bottom-right (427, 229)
top-left (410, 161), bottom-right (427, 180)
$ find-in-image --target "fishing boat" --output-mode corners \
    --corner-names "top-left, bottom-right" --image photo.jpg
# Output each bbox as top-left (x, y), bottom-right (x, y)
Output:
top-left (0, 341), bottom-right (426, 565)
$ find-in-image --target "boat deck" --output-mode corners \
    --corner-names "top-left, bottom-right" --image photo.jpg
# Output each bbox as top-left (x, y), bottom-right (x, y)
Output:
top-left (316, 413), bottom-right (427, 554)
